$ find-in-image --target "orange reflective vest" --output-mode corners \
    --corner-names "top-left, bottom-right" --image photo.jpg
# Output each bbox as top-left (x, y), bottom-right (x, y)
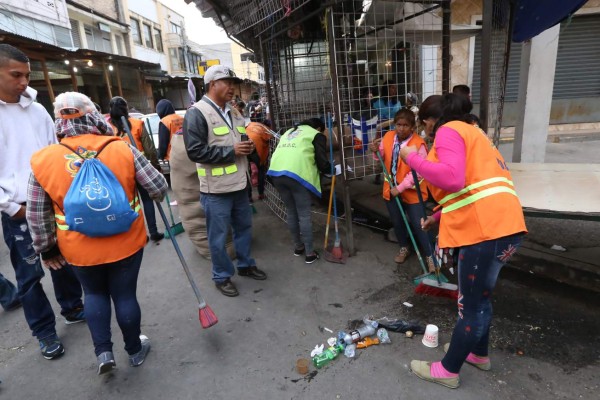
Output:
top-left (160, 113), bottom-right (184, 160)
top-left (30, 135), bottom-right (147, 266)
top-left (110, 118), bottom-right (145, 153)
top-left (246, 122), bottom-right (271, 165)
top-left (382, 132), bottom-right (428, 204)
top-left (427, 121), bottom-right (527, 248)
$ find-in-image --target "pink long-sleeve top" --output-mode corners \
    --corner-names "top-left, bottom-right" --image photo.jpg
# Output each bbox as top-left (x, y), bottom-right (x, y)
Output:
top-left (378, 133), bottom-right (428, 192)
top-left (406, 126), bottom-right (467, 221)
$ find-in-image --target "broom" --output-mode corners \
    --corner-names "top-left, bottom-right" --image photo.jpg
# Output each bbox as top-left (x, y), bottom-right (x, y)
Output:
top-left (323, 174), bottom-right (335, 250)
top-left (323, 113), bottom-right (345, 263)
top-left (374, 150), bottom-right (443, 284)
top-left (410, 170), bottom-right (458, 299)
top-left (122, 117), bottom-right (218, 328)
top-left (164, 193), bottom-right (185, 239)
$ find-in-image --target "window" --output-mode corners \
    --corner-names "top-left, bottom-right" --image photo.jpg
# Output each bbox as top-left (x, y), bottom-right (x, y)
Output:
top-left (116, 35), bottom-right (124, 55)
top-left (143, 23), bottom-right (153, 48)
top-left (154, 28), bottom-right (163, 52)
top-left (170, 22), bottom-right (181, 35)
top-left (70, 19), bottom-right (82, 48)
top-left (169, 48), bottom-right (181, 70)
top-left (84, 24), bottom-right (113, 53)
top-left (130, 18), bottom-right (142, 45)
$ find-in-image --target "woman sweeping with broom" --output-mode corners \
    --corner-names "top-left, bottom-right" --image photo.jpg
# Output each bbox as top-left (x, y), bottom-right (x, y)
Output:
top-left (400, 94), bottom-right (527, 389)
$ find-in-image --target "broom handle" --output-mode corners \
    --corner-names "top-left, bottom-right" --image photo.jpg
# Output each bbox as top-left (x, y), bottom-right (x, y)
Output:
top-left (121, 116), bottom-right (206, 307)
top-left (323, 174), bottom-right (335, 248)
top-left (411, 170), bottom-right (442, 284)
top-left (165, 193), bottom-right (177, 226)
top-left (326, 113), bottom-right (340, 242)
top-left (375, 150), bottom-right (428, 275)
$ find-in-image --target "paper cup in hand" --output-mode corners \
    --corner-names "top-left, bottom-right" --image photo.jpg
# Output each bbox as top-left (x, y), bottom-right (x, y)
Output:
top-left (422, 324), bottom-right (439, 348)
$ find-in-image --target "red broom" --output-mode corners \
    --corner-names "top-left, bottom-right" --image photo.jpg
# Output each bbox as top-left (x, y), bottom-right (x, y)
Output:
top-left (411, 169), bottom-right (459, 300)
top-left (121, 117), bottom-right (218, 328)
top-left (415, 279), bottom-right (459, 300)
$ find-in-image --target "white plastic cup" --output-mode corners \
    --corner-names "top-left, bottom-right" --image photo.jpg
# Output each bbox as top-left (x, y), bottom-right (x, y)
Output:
top-left (422, 324), bottom-right (439, 348)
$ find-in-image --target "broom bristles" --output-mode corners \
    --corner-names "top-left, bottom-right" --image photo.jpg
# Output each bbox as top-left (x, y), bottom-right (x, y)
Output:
top-left (199, 305), bottom-right (218, 329)
top-left (415, 281), bottom-right (459, 300)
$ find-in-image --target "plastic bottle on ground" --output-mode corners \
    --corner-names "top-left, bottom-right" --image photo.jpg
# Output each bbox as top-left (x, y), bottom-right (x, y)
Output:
top-left (312, 344), bottom-right (344, 369)
top-left (343, 320), bottom-right (379, 345)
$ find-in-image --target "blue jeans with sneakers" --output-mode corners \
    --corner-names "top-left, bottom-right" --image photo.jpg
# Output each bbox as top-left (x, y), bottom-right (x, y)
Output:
top-left (1, 213), bottom-right (83, 340)
top-left (272, 176), bottom-right (315, 255)
top-left (201, 188), bottom-right (255, 283)
top-left (72, 249), bottom-right (144, 356)
top-left (0, 272), bottom-right (19, 310)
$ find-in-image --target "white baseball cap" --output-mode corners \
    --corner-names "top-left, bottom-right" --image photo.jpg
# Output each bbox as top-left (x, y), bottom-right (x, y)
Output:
top-left (203, 65), bottom-right (242, 84)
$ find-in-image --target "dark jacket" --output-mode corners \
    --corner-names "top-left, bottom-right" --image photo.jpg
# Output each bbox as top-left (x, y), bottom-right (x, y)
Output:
top-left (156, 99), bottom-right (175, 160)
top-left (183, 97), bottom-right (236, 165)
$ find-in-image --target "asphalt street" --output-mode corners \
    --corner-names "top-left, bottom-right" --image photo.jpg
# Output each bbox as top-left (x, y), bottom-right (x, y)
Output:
top-left (0, 138), bottom-right (598, 399)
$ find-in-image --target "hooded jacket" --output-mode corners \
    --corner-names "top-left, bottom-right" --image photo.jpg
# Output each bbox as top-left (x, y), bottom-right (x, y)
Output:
top-left (157, 99), bottom-right (176, 159)
top-left (0, 87), bottom-right (56, 217)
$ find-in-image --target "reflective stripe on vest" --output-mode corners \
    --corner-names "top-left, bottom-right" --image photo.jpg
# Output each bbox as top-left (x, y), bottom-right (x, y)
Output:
top-left (197, 164), bottom-right (238, 177)
top-left (213, 126), bottom-right (230, 135)
top-left (237, 126), bottom-right (246, 133)
top-left (440, 177), bottom-right (517, 214)
top-left (54, 196), bottom-right (141, 230)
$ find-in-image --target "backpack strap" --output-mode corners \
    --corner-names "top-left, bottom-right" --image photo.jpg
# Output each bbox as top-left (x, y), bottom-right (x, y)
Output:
top-left (59, 138), bottom-right (118, 159)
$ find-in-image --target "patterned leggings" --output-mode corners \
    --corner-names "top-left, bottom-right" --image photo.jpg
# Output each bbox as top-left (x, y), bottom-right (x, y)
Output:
top-left (442, 233), bottom-right (524, 373)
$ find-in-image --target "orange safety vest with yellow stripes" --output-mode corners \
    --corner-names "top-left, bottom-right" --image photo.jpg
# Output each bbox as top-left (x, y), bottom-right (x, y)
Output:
top-left (160, 113), bottom-right (184, 160)
top-left (428, 121), bottom-right (527, 248)
top-left (382, 131), bottom-right (428, 204)
top-left (30, 135), bottom-right (147, 266)
top-left (110, 118), bottom-right (145, 153)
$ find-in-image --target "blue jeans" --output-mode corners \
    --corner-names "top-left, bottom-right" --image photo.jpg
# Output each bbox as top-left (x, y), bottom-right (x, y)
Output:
top-left (1, 212), bottom-right (83, 340)
top-left (138, 185), bottom-right (159, 235)
top-left (0, 272), bottom-right (18, 310)
top-left (273, 176), bottom-right (315, 254)
top-left (442, 233), bottom-right (524, 373)
top-left (201, 189), bottom-right (255, 283)
top-left (385, 199), bottom-right (435, 257)
top-left (72, 249), bottom-right (144, 356)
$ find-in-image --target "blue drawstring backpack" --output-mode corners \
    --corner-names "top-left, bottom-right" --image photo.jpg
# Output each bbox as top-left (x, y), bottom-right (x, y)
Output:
top-left (61, 141), bottom-right (138, 237)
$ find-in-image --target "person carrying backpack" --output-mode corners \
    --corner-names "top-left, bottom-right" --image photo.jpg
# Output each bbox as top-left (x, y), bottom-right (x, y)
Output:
top-left (27, 92), bottom-right (168, 375)
top-left (109, 96), bottom-right (165, 242)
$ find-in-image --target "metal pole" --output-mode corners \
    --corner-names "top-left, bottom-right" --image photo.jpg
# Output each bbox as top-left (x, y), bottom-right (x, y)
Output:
top-left (328, 8), bottom-right (355, 256)
top-left (480, 0), bottom-right (494, 133)
top-left (261, 39), bottom-right (277, 130)
top-left (442, 0), bottom-right (451, 94)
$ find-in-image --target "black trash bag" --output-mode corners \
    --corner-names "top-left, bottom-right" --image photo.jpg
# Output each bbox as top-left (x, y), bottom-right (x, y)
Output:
top-left (376, 318), bottom-right (425, 334)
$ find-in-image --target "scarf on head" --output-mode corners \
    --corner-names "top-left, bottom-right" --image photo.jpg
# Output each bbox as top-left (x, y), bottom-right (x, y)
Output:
top-left (55, 111), bottom-right (114, 139)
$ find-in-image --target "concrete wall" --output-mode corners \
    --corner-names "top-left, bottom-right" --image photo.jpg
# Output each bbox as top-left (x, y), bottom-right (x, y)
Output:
top-left (73, 0), bottom-right (118, 18)
top-left (128, 0), bottom-right (159, 23)
top-left (134, 45), bottom-right (168, 70)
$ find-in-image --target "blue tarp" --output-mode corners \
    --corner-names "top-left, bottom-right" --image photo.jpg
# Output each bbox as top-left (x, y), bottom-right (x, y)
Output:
top-left (512, 0), bottom-right (588, 42)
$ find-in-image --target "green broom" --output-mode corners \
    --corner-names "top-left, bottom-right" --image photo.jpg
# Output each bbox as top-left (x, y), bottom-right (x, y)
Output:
top-left (374, 150), bottom-right (447, 285)
top-left (164, 193), bottom-right (184, 239)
